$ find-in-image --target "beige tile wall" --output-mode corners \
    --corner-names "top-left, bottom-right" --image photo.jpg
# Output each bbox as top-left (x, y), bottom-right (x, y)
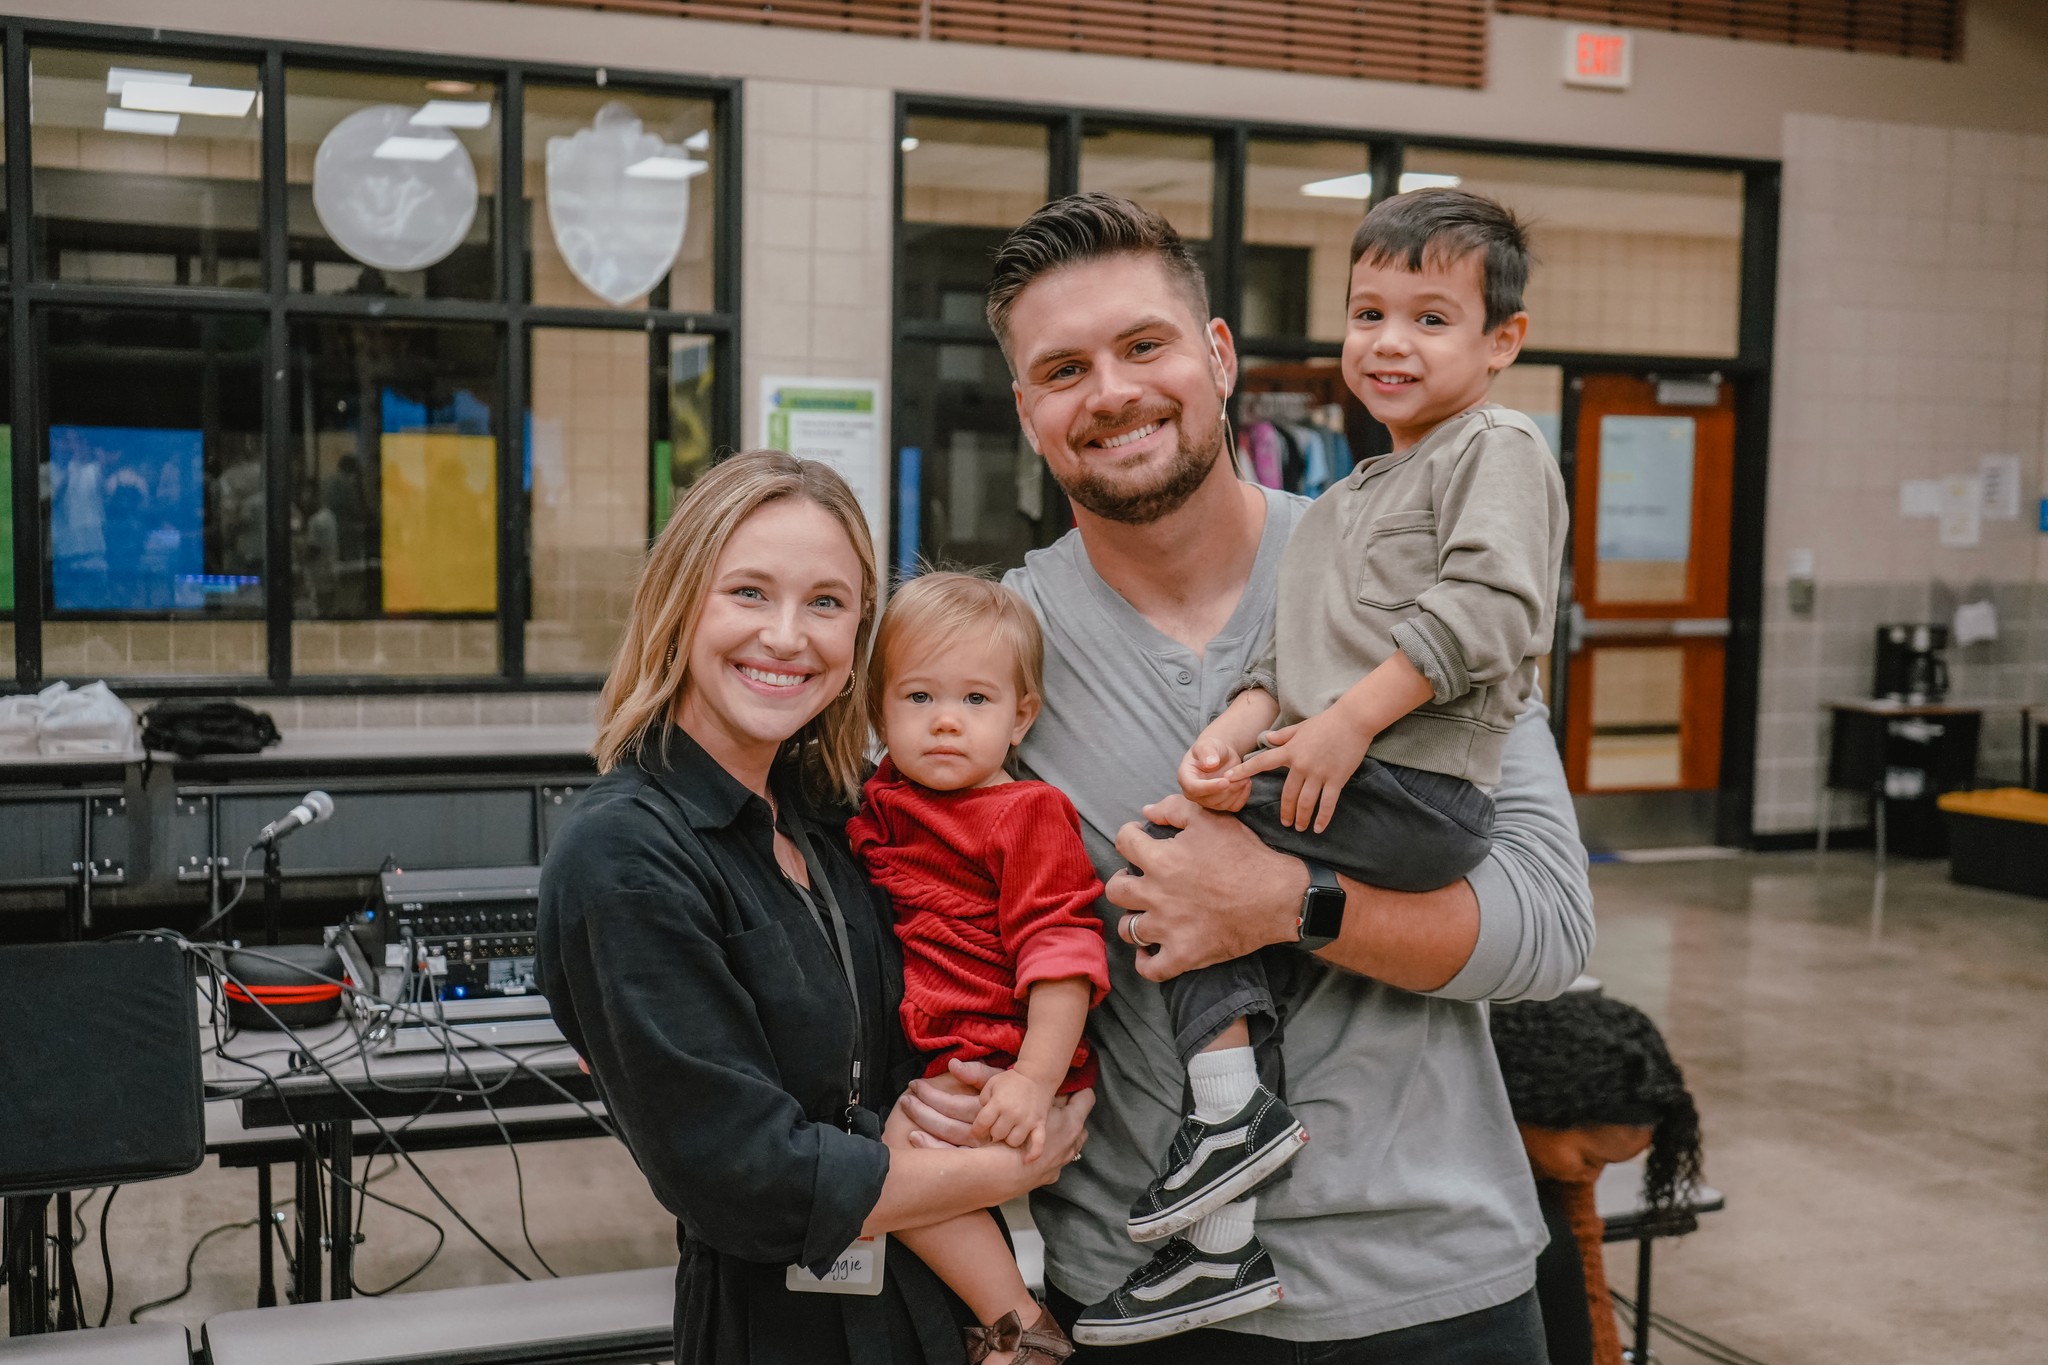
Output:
top-left (528, 327), bottom-right (650, 676)
top-left (292, 621), bottom-right (498, 678)
top-left (742, 79), bottom-right (896, 552)
top-left (44, 622), bottom-right (267, 678)
top-left (1525, 228), bottom-right (1741, 358)
top-left (1752, 114), bottom-right (2048, 835)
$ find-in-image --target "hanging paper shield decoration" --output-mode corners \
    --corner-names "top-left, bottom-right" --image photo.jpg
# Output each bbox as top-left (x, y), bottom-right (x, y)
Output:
top-left (313, 104), bottom-right (479, 274)
top-left (546, 102), bottom-right (699, 307)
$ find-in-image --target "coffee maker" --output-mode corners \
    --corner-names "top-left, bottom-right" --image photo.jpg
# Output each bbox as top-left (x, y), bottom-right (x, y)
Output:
top-left (1873, 623), bottom-right (1950, 704)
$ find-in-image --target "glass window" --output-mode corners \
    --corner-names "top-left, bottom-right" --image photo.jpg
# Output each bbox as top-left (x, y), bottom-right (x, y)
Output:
top-left (523, 85), bottom-right (718, 313)
top-left (900, 118), bottom-right (1050, 328)
top-left (654, 333), bottom-right (717, 529)
top-left (1235, 356), bottom-right (1382, 495)
top-left (1586, 645), bottom-right (1685, 789)
top-left (1243, 139), bottom-right (1374, 345)
top-left (286, 67), bottom-right (499, 300)
top-left (527, 326), bottom-right (649, 675)
top-left (289, 318), bottom-right (500, 676)
top-left (29, 47), bottom-right (263, 288)
top-left (1080, 128), bottom-right (1214, 278)
top-left (893, 339), bottom-right (1056, 575)
top-left (1398, 148), bottom-right (1744, 357)
top-left (40, 308), bottom-right (267, 678)
top-left (1, 325), bottom-right (12, 667)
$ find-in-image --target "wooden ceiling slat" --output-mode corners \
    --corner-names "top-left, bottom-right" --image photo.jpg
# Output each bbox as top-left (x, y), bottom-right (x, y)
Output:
top-left (1495, 0), bottom-right (1960, 60)
top-left (503, 0), bottom-right (1491, 86)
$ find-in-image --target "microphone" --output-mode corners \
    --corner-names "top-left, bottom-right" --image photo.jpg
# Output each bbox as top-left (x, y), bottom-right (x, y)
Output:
top-left (257, 790), bottom-right (335, 846)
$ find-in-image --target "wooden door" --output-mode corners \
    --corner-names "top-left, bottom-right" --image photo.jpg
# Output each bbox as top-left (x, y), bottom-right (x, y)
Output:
top-left (1564, 374), bottom-right (1735, 793)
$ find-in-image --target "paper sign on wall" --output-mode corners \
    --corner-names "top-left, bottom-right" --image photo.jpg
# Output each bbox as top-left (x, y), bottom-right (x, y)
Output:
top-left (762, 378), bottom-right (882, 522)
top-left (1899, 479), bottom-right (1942, 519)
top-left (1938, 474), bottom-right (1983, 548)
top-left (1980, 454), bottom-right (2022, 519)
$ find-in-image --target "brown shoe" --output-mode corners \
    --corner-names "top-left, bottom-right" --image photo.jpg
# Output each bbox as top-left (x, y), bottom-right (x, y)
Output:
top-left (964, 1305), bottom-right (1074, 1364)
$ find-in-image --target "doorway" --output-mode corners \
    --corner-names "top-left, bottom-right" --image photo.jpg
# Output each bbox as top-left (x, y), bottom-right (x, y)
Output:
top-left (1560, 372), bottom-right (1737, 848)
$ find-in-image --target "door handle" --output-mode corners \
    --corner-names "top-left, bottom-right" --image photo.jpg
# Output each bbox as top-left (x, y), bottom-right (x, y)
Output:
top-left (1578, 617), bottom-right (1731, 640)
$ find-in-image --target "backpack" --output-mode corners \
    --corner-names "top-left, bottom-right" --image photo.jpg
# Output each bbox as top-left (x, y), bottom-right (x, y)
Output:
top-left (139, 698), bottom-right (282, 759)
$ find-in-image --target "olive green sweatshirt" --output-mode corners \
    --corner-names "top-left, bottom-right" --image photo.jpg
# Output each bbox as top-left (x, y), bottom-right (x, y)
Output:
top-left (1246, 404), bottom-right (1568, 789)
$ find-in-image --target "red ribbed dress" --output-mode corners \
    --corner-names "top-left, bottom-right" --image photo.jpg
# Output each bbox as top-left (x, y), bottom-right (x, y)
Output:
top-left (847, 761), bottom-right (1111, 1093)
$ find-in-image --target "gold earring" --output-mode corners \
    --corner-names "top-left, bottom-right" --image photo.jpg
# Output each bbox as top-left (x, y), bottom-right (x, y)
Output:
top-left (664, 639), bottom-right (678, 670)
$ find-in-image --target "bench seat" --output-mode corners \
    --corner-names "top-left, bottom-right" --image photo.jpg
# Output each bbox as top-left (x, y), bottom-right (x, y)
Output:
top-left (0, 1324), bottom-right (190, 1363)
top-left (202, 1266), bottom-right (672, 1365)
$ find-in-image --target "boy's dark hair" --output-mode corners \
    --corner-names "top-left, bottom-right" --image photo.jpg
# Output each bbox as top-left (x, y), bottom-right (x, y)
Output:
top-left (985, 192), bottom-right (1210, 356)
top-left (1349, 187), bottom-right (1532, 331)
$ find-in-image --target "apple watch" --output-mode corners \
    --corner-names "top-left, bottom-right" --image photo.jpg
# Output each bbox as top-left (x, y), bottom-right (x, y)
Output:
top-left (1294, 859), bottom-right (1345, 952)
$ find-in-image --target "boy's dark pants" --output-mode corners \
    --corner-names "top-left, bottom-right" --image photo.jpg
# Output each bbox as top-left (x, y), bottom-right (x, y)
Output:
top-left (1155, 757), bottom-right (1495, 1095)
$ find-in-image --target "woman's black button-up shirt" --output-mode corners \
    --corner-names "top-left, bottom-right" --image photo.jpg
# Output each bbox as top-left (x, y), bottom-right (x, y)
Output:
top-left (536, 726), bottom-right (963, 1364)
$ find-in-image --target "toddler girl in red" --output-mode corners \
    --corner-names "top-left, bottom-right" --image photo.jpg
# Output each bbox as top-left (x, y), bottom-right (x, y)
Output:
top-left (848, 570), bottom-right (1108, 1363)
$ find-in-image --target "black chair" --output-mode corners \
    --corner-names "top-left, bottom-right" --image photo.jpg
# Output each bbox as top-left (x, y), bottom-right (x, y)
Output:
top-left (0, 940), bottom-right (205, 1337)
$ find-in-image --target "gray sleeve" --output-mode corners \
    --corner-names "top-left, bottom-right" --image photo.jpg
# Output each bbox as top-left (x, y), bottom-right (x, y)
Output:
top-left (1399, 426), bottom-right (1567, 704)
top-left (1229, 652), bottom-right (1277, 704)
top-left (1427, 697), bottom-right (1593, 1003)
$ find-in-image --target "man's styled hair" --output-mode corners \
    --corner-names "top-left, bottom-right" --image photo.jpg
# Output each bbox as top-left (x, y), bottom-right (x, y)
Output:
top-left (868, 570), bottom-right (1045, 731)
top-left (1349, 187), bottom-right (1533, 331)
top-left (985, 192), bottom-right (1211, 356)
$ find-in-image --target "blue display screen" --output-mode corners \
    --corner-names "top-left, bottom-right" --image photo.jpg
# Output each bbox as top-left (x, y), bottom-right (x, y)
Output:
top-left (50, 425), bottom-right (208, 611)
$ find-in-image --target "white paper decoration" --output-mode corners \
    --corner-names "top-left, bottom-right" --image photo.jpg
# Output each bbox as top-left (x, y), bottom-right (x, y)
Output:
top-left (312, 104), bottom-right (480, 274)
top-left (546, 102), bottom-right (699, 307)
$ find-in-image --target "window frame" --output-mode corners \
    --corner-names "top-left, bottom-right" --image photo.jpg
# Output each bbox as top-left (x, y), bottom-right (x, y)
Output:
top-left (3, 17), bottom-right (742, 694)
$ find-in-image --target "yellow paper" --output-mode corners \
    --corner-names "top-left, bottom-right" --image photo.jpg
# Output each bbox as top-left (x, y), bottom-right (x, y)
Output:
top-left (380, 433), bottom-right (497, 613)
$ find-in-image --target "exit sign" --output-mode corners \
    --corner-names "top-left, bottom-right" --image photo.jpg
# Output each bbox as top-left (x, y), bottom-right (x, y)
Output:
top-left (1564, 26), bottom-right (1632, 89)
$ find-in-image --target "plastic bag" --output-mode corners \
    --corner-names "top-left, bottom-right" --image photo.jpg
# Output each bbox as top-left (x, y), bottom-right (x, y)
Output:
top-left (0, 682), bottom-right (70, 758)
top-left (37, 681), bottom-right (140, 756)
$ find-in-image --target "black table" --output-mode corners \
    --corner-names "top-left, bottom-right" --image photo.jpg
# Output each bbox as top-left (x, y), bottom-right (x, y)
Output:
top-left (1595, 1158), bottom-right (1726, 1365)
top-left (198, 988), bottom-right (599, 1307)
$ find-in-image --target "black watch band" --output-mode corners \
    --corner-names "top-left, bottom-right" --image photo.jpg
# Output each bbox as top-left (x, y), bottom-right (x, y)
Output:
top-left (1294, 859), bottom-right (1345, 952)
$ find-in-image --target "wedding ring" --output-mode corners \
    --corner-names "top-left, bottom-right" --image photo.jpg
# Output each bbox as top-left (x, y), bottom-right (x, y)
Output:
top-left (1125, 912), bottom-right (1153, 949)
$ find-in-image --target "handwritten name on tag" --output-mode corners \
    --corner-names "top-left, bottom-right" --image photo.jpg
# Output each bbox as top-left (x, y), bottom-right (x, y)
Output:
top-left (785, 1234), bottom-right (886, 1296)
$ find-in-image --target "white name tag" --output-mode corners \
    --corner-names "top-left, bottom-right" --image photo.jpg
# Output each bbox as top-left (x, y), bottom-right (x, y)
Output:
top-left (785, 1234), bottom-right (886, 1296)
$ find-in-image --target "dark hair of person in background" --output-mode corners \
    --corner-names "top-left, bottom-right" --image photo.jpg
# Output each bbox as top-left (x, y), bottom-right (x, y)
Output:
top-left (983, 191), bottom-right (1210, 356)
top-left (1349, 186), bottom-right (1534, 332)
top-left (1489, 990), bottom-right (1704, 1224)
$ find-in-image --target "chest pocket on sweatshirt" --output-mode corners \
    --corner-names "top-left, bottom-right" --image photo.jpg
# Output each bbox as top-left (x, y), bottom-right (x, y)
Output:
top-left (1357, 510), bottom-right (1439, 610)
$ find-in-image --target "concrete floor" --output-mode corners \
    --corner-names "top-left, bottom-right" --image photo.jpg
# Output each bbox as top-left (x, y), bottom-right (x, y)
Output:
top-left (8, 851), bottom-right (2046, 1362)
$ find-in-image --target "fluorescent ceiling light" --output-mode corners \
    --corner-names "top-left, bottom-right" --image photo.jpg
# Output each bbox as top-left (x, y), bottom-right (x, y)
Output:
top-left (425, 79), bottom-right (478, 95)
top-left (1399, 172), bottom-right (1462, 192)
top-left (684, 129), bottom-right (711, 151)
top-left (624, 155), bottom-right (709, 181)
top-left (1300, 172), bottom-right (1373, 199)
top-left (372, 135), bottom-right (461, 162)
top-left (104, 107), bottom-right (180, 137)
top-left (900, 136), bottom-right (920, 152)
top-left (121, 81), bottom-right (255, 118)
top-left (106, 66), bottom-right (190, 96)
top-left (411, 100), bottom-right (492, 129)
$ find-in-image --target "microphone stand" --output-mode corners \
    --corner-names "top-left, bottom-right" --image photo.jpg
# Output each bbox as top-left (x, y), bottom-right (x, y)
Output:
top-left (263, 839), bottom-right (284, 947)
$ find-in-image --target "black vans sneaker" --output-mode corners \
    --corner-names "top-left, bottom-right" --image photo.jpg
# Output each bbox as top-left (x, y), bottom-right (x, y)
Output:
top-left (1126, 1086), bottom-right (1307, 1243)
top-left (1070, 1234), bottom-right (1283, 1345)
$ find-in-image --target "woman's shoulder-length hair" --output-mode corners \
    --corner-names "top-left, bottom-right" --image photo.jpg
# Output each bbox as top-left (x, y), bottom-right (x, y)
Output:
top-left (593, 449), bottom-right (879, 807)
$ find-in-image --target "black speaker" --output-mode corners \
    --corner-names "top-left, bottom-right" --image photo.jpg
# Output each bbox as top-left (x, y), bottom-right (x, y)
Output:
top-left (0, 940), bottom-right (206, 1197)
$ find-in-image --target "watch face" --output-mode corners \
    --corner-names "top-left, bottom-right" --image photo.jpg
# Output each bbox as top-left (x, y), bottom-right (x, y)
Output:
top-left (1302, 885), bottom-right (1346, 940)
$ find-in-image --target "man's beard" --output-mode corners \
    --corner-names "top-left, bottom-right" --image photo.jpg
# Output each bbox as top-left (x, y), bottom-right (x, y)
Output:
top-left (1052, 403), bottom-right (1224, 527)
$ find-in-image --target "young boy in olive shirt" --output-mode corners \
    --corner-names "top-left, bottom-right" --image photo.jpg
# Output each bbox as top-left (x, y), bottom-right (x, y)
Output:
top-left (1073, 188), bottom-right (1568, 1344)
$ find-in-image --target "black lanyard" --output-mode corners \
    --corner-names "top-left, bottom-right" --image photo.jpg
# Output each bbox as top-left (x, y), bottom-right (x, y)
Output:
top-left (781, 809), bottom-right (866, 1126)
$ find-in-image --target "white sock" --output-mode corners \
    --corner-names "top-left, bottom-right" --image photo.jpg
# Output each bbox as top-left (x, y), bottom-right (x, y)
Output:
top-left (1188, 1045), bottom-right (1258, 1123)
top-left (1188, 1198), bottom-right (1257, 1254)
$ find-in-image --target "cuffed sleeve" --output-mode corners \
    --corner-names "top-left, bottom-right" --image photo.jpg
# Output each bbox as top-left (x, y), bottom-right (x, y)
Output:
top-left (561, 886), bottom-right (888, 1268)
top-left (988, 789), bottom-right (1110, 1006)
top-left (1391, 615), bottom-right (1468, 704)
top-left (1229, 653), bottom-right (1279, 704)
top-left (1429, 699), bottom-right (1594, 1003)
top-left (1407, 425), bottom-right (1567, 694)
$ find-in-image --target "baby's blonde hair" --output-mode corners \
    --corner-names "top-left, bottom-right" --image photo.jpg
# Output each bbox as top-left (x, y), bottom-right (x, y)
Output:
top-left (868, 571), bottom-right (1045, 728)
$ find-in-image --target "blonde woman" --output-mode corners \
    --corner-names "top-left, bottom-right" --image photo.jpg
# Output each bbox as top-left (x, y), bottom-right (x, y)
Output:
top-left (537, 451), bottom-right (1092, 1365)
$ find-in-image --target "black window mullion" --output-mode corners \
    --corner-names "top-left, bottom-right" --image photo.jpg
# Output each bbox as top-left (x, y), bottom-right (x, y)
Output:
top-left (8, 24), bottom-right (42, 689)
top-left (498, 67), bottom-right (528, 684)
top-left (1050, 113), bottom-right (1082, 200)
top-left (1370, 138), bottom-right (1403, 210)
top-left (261, 46), bottom-right (292, 688)
top-left (1212, 127), bottom-right (1246, 339)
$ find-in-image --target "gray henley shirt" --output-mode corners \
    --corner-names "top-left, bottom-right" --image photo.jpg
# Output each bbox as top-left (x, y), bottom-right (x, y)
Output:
top-left (1004, 483), bottom-right (1595, 1342)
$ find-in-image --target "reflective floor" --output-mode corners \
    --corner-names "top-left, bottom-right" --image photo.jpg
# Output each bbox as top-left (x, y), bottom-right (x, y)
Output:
top-left (9, 852), bottom-right (2045, 1363)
